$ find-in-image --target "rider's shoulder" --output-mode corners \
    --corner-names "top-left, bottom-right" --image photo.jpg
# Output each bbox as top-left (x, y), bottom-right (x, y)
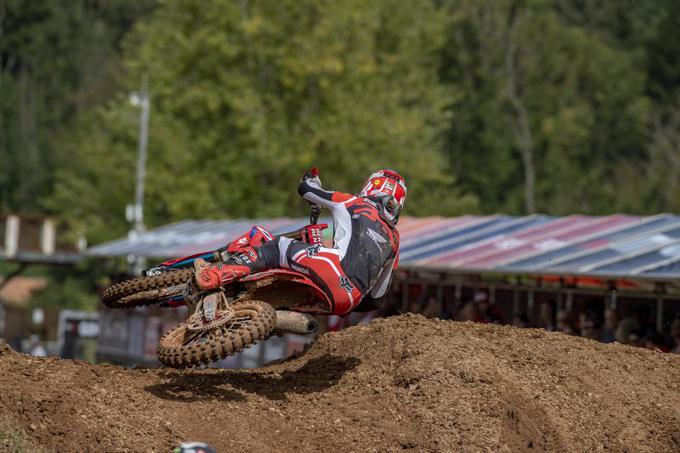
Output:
top-left (330, 191), bottom-right (355, 203)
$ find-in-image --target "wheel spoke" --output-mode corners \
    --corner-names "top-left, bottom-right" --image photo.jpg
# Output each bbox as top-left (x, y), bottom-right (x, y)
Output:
top-left (158, 301), bottom-right (274, 368)
top-left (181, 314), bottom-right (253, 346)
top-left (182, 330), bottom-right (205, 346)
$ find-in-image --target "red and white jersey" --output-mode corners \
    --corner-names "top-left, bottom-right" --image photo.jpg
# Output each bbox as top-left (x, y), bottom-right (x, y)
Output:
top-left (298, 177), bottom-right (399, 300)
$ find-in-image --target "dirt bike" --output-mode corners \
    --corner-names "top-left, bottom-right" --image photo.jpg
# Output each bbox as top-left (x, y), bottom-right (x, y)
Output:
top-left (101, 212), bottom-right (331, 369)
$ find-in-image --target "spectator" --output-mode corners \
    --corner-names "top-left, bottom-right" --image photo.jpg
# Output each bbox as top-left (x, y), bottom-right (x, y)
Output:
top-left (537, 301), bottom-right (556, 331)
top-left (633, 305), bottom-right (659, 339)
top-left (626, 305), bottom-right (665, 348)
top-left (473, 291), bottom-right (505, 324)
top-left (578, 309), bottom-right (600, 339)
top-left (627, 330), bottom-right (645, 348)
top-left (601, 308), bottom-right (618, 343)
top-left (29, 335), bottom-right (47, 357)
top-left (556, 309), bottom-right (577, 335)
top-left (580, 316), bottom-right (600, 340)
top-left (644, 330), bottom-right (668, 352)
top-left (441, 298), bottom-right (456, 320)
top-left (615, 317), bottom-right (640, 345)
top-left (458, 301), bottom-right (477, 322)
top-left (512, 312), bottom-right (529, 328)
top-left (408, 297), bottom-right (424, 315)
top-left (422, 296), bottom-right (442, 319)
top-left (408, 283), bottom-right (424, 307)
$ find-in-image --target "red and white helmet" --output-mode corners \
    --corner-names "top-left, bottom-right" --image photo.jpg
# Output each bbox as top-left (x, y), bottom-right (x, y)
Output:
top-left (359, 169), bottom-right (407, 223)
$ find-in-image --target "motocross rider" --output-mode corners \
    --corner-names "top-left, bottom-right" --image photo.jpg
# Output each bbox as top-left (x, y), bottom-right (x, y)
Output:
top-left (193, 169), bottom-right (406, 316)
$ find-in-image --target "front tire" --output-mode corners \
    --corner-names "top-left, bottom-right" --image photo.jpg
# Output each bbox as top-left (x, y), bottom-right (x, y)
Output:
top-left (156, 300), bottom-right (276, 368)
top-left (101, 269), bottom-right (193, 309)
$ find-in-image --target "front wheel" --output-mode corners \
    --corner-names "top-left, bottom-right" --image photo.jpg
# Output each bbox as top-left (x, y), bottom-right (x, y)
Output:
top-left (156, 300), bottom-right (276, 368)
top-left (101, 269), bottom-right (193, 309)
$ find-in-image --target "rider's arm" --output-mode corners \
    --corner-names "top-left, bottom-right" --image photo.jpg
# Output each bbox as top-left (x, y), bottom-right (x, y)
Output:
top-left (298, 176), bottom-right (354, 211)
top-left (298, 169), bottom-right (355, 258)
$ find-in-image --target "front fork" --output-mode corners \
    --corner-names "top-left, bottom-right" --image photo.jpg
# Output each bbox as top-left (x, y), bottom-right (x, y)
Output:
top-left (145, 250), bottom-right (226, 308)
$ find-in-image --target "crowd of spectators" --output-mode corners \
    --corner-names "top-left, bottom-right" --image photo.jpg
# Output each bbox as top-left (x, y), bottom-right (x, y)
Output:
top-left (378, 286), bottom-right (680, 354)
top-left (519, 302), bottom-right (677, 352)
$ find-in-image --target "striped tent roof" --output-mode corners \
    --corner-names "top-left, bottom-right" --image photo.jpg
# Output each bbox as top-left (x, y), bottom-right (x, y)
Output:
top-left (88, 214), bottom-right (680, 281)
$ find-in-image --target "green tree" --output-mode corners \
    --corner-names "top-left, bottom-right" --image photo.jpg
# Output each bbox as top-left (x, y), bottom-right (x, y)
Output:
top-left (50, 0), bottom-right (477, 243)
top-left (8, 0), bottom-right (680, 237)
top-left (646, 5), bottom-right (680, 104)
top-left (439, 0), bottom-right (650, 214)
top-left (0, 0), bottom-right (156, 212)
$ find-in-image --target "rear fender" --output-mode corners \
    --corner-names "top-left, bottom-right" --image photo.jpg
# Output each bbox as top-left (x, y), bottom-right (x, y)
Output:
top-left (241, 269), bottom-right (332, 314)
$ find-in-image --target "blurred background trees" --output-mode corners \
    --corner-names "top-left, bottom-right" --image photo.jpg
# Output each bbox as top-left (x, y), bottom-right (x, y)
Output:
top-left (2, 0), bottom-right (680, 243)
top-left (0, 0), bottom-right (155, 213)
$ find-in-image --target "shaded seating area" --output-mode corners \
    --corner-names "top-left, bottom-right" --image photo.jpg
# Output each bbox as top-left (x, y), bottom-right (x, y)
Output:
top-left (89, 214), bottom-right (680, 364)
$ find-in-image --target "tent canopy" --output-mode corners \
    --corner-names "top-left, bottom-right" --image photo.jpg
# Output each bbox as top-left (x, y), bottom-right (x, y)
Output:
top-left (87, 214), bottom-right (680, 282)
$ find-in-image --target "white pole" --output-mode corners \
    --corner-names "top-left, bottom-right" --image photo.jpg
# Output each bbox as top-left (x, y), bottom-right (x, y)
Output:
top-left (128, 76), bottom-right (150, 274)
top-left (134, 76), bottom-right (150, 235)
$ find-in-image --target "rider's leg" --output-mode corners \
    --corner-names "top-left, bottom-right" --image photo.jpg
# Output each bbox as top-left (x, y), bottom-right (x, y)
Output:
top-left (194, 238), bottom-right (286, 290)
top-left (279, 240), bottom-right (363, 315)
top-left (193, 260), bottom-right (251, 290)
top-left (194, 237), bottom-right (363, 315)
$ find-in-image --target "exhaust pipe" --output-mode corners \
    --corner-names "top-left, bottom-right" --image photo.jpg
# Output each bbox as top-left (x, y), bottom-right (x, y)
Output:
top-left (275, 310), bottom-right (319, 335)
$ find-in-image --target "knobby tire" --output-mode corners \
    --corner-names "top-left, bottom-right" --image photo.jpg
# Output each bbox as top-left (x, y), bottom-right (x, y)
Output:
top-left (156, 300), bottom-right (276, 368)
top-left (101, 269), bottom-right (193, 308)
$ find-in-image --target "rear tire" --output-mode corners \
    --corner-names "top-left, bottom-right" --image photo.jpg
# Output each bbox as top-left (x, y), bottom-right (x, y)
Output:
top-left (101, 269), bottom-right (193, 308)
top-left (156, 300), bottom-right (276, 368)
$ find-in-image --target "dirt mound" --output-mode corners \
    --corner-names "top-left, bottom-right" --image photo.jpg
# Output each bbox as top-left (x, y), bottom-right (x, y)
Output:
top-left (1, 315), bottom-right (680, 452)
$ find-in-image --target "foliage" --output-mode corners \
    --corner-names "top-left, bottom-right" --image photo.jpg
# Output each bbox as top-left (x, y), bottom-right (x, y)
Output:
top-left (439, 0), bottom-right (650, 214)
top-left (28, 260), bottom-right (105, 311)
top-left (0, 0), bottom-right (156, 212)
top-left (642, 103), bottom-right (680, 213)
top-left (48, 0), bottom-right (477, 243)
top-left (2, 0), bottom-right (680, 245)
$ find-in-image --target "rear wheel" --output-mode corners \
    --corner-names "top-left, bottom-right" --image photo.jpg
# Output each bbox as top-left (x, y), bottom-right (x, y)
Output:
top-left (156, 300), bottom-right (276, 368)
top-left (101, 269), bottom-right (193, 308)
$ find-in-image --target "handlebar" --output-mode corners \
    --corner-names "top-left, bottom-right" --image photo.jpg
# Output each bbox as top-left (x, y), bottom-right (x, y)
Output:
top-left (308, 167), bottom-right (321, 225)
top-left (310, 204), bottom-right (320, 225)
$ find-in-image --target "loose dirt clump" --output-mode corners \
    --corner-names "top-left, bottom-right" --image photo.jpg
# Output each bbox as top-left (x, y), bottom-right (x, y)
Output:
top-left (1, 315), bottom-right (680, 452)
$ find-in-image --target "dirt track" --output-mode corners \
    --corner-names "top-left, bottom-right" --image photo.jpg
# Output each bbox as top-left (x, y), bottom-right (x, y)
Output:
top-left (1, 314), bottom-right (680, 452)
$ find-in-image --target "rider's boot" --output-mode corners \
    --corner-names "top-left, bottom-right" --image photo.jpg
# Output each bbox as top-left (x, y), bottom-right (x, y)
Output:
top-left (193, 258), bottom-right (251, 291)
